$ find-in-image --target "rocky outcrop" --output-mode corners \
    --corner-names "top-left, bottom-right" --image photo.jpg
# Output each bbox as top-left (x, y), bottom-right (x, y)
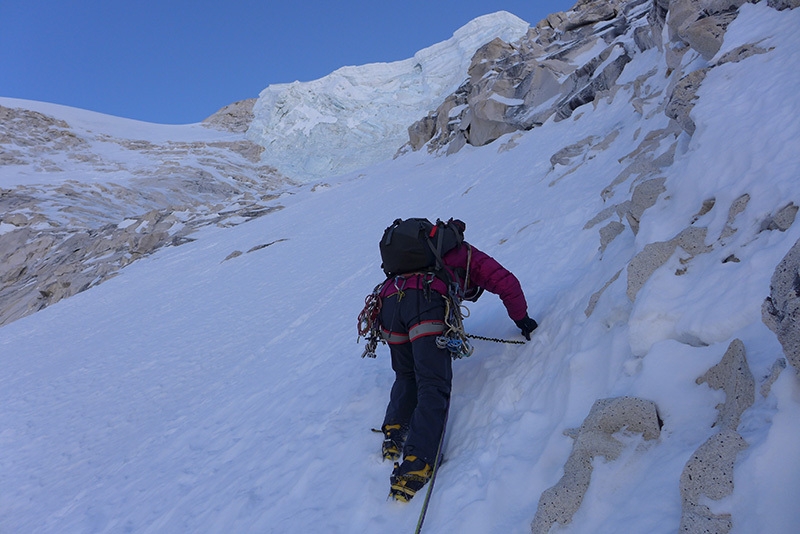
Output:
top-left (665, 69), bottom-right (707, 136)
top-left (0, 103), bottom-right (294, 326)
top-left (679, 339), bottom-right (754, 533)
top-left (696, 339), bottom-right (755, 430)
top-left (763, 237), bottom-right (800, 372)
top-left (626, 226), bottom-right (711, 302)
top-left (0, 105), bottom-right (87, 165)
top-left (531, 396), bottom-right (662, 533)
top-left (623, 194), bottom-right (797, 307)
top-left (532, 343), bottom-right (758, 534)
top-left (407, 0), bottom-right (792, 151)
top-left (202, 98), bottom-right (257, 133)
top-left (679, 428), bottom-right (748, 533)
top-left (665, 0), bottom-right (746, 60)
top-left (0, 196), bottom-right (286, 327)
top-left (409, 0), bottom-right (649, 152)
top-left (768, 0), bottom-right (800, 8)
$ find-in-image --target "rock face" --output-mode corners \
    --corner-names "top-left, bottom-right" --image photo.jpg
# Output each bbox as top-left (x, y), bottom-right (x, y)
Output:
top-left (679, 339), bottom-right (754, 533)
top-left (763, 238), bottom-right (800, 372)
top-left (531, 397), bottom-right (662, 533)
top-left (406, 0), bottom-right (786, 152)
top-left (769, 0), bottom-right (800, 8)
top-left (202, 98), bottom-right (257, 133)
top-left (0, 101), bottom-right (293, 327)
top-left (408, 0), bottom-right (648, 151)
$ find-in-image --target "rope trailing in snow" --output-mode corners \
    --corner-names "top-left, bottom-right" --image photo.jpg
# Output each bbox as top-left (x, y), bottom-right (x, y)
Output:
top-left (414, 402), bottom-right (448, 534)
top-left (466, 332), bottom-right (526, 345)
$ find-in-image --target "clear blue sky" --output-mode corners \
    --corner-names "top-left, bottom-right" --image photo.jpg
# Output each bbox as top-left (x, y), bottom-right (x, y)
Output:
top-left (0, 1), bottom-right (575, 124)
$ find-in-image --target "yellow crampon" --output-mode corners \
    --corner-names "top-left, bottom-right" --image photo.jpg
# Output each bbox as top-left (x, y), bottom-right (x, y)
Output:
top-left (389, 456), bottom-right (432, 502)
top-left (381, 424), bottom-right (404, 461)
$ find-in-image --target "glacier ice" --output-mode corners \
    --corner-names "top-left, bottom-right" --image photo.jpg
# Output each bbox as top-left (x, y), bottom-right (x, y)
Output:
top-left (246, 11), bottom-right (530, 182)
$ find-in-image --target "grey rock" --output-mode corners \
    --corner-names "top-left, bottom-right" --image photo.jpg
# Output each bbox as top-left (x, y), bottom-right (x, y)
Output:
top-left (679, 339), bottom-right (754, 533)
top-left (599, 221), bottom-right (627, 253)
top-left (563, 0), bottom-right (620, 31)
top-left (549, 136), bottom-right (599, 167)
top-left (665, 69), bottom-right (709, 136)
top-left (626, 177), bottom-right (667, 235)
top-left (531, 397), bottom-right (661, 534)
top-left (408, 0), bottom-right (652, 153)
top-left (553, 44), bottom-right (633, 122)
top-left (762, 238), bottom-right (800, 372)
top-left (223, 250), bottom-right (243, 262)
top-left (696, 339), bottom-right (755, 429)
top-left (627, 239), bottom-right (680, 301)
top-left (679, 429), bottom-right (748, 534)
top-left (692, 198), bottom-right (716, 223)
top-left (0, 103), bottom-right (293, 327)
top-left (760, 358), bottom-right (787, 398)
top-left (719, 193), bottom-right (750, 242)
top-left (202, 99), bottom-right (257, 133)
top-left (585, 269), bottom-right (623, 317)
top-left (767, 0), bottom-right (800, 10)
top-left (0, 105), bottom-right (86, 153)
top-left (407, 115), bottom-right (437, 151)
top-left (462, 101), bottom-right (521, 147)
top-left (759, 202), bottom-right (798, 233)
top-left (633, 24), bottom-right (659, 52)
top-left (682, 10), bottom-right (740, 60)
top-left (584, 201), bottom-right (632, 232)
top-left (717, 43), bottom-right (773, 66)
top-left (408, 0), bottom-right (771, 155)
top-left (603, 124), bottom-right (681, 200)
top-left (627, 226), bottom-right (711, 302)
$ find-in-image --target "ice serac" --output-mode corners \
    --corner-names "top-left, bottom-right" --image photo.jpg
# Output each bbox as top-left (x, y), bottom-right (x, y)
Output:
top-left (246, 12), bottom-right (530, 182)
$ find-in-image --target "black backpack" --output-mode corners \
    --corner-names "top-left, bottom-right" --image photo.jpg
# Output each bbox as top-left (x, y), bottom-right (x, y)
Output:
top-left (379, 218), bottom-right (464, 277)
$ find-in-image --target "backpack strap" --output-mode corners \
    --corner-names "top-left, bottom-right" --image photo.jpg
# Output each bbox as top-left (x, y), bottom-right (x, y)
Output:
top-left (426, 218), bottom-right (463, 272)
top-left (427, 223), bottom-right (445, 271)
top-left (383, 218), bottom-right (403, 247)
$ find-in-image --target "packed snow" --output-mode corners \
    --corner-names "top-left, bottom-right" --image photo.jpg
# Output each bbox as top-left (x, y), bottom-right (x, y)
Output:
top-left (2, 3), bottom-right (799, 533)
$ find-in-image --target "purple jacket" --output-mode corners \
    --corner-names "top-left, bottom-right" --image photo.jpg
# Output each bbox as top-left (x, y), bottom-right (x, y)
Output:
top-left (379, 242), bottom-right (528, 321)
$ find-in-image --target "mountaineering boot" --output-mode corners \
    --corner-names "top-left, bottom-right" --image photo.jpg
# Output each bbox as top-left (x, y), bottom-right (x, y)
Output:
top-left (381, 424), bottom-right (407, 461)
top-left (389, 455), bottom-right (433, 502)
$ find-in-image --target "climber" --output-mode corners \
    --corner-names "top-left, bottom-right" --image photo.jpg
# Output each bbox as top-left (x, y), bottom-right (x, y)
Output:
top-left (373, 218), bottom-right (537, 502)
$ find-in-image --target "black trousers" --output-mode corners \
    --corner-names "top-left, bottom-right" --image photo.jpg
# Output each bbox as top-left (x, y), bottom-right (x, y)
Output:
top-left (380, 288), bottom-right (452, 465)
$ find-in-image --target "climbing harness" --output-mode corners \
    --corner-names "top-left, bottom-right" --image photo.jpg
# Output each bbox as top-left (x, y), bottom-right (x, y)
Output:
top-left (358, 277), bottom-right (525, 359)
top-left (359, 239), bottom-right (526, 360)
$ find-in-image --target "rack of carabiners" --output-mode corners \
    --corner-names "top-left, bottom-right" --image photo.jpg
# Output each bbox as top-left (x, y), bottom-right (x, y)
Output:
top-left (436, 284), bottom-right (474, 360)
top-left (357, 283), bottom-right (384, 358)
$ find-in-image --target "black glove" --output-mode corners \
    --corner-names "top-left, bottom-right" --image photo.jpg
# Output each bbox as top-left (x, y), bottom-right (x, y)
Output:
top-left (515, 315), bottom-right (538, 341)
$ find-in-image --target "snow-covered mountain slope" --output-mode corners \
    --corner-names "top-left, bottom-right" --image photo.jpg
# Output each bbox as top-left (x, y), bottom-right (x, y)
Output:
top-left (245, 11), bottom-right (531, 181)
top-left (0, 97), bottom-right (294, 326)
top-left (2, 2), bottom-right (799, 533)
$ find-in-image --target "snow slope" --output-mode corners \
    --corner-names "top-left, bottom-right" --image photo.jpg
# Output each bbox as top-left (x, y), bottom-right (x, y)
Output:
top-left (0, 96), bottom-right (292, 327)
top-left (2, 3), bottom-right (800, 534)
